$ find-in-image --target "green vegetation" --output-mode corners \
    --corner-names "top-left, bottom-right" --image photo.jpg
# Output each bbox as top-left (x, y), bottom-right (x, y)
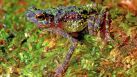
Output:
top-left (0, 0), bottom-right (137, 77)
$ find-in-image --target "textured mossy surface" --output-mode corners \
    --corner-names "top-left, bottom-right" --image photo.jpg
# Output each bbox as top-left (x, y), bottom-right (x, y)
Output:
top-left (0, 0), bottom-right (137, 77)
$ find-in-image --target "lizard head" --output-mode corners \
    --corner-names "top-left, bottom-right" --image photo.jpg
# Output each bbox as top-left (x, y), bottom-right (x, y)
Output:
top-left (26, 6), bottom-right (52, 28)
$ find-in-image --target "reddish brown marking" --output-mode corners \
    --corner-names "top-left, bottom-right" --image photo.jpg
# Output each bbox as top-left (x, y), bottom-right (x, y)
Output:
top-left (100, 15), bottom-right (107, 39)
top-left (70, 32), bottom-right (79, 37)
top-left (57, 21), bottom-right (63, 29)
top-left (65, 13), bottom-right (79, 20)
top-left (50, 22), bottom-right (55, 28)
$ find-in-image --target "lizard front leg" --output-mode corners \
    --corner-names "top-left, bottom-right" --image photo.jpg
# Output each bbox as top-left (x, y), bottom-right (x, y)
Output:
top-left (42, 27), bottom-right (77, 77)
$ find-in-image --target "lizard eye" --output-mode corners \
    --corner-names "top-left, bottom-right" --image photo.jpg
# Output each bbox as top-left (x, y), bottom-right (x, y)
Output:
top-left (35, 14), bottom-right (45, 20)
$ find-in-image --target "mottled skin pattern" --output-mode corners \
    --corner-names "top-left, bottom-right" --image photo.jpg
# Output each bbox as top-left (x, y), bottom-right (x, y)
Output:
top-left (26, 3), bottom-right (111, 77)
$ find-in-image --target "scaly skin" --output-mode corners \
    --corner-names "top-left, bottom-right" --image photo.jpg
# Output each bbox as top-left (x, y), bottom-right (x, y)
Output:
top-left (26, 3), bottom-right (111, 77)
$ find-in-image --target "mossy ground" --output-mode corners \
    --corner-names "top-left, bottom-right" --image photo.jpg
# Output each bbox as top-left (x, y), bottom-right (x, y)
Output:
top-left (0, 0), bottom-right (137, 77)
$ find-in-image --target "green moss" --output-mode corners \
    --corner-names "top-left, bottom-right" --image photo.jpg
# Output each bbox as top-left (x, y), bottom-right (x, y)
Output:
top-left (1, 0), bottom-right (137, 76)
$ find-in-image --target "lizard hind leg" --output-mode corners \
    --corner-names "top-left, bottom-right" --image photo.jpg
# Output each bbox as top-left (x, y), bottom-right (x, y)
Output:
top-left (87, 13), bottom-right (103, 36)
top-left (99, 11), bottom-right (112, 42)
top-left (87, 7), bottom-right (105, 36)
top-left (103, 11), bottom-right (112, 41)
top-left (88, 10), bottom-right (112, 42)
top-left (87, 15), bottom-right (96, 35)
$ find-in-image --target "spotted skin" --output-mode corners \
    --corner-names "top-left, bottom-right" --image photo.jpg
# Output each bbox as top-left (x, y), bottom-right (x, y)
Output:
top-left (26, 3), bottom-right (111, 77)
